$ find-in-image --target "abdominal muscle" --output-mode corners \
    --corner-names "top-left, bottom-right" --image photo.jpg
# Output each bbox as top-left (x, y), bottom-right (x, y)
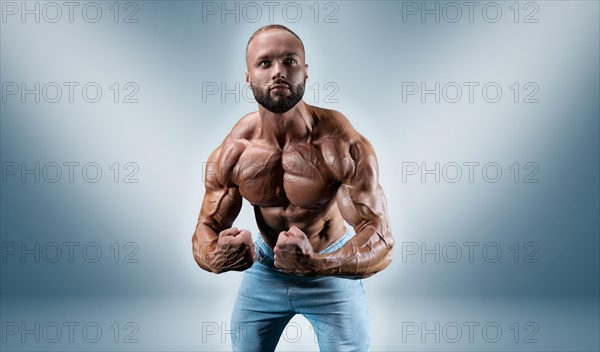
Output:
top-left (254, 201), bottom-right (347, 253)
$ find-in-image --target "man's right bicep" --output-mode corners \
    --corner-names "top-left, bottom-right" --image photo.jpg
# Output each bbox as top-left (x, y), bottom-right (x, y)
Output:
top-left (197, 141), bottom-right (244, 234)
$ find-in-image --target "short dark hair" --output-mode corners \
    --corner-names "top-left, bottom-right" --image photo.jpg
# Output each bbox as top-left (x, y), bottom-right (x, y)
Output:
top-left (246, 24), bottom-right (304, 61)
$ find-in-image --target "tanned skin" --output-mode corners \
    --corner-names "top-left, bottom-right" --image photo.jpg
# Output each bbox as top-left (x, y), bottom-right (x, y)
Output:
top-left (192, 28), bottom-right (394, 278)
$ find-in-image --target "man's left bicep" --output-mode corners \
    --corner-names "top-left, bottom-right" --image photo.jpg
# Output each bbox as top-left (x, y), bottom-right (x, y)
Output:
top-left (337, 182), bottom-right (389, 231)
top-left (335, 167), bottom-right (395, 272)
top-left (336, 140), bottom-right (390, 230)
top-left (327, 139), bottom-right (394, 276)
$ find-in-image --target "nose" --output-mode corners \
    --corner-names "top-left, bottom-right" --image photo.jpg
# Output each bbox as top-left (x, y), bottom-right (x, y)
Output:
top-left (271, 61), bottom-right (286, 80)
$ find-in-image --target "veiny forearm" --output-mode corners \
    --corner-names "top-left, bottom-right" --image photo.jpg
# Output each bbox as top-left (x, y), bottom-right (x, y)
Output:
top-left (314, 222), bottom-right (394, 279)
top-left (192, 222), bottom-right (220, 273)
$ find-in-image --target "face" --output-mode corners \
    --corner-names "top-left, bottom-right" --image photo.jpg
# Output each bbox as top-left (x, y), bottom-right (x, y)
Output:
top-left (245, 30), bottom-right (308, 114)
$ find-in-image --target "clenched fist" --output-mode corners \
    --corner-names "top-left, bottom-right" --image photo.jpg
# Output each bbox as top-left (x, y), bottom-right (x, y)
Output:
top-left (205, 227), bottom-right (256, 274)
top-left (274, 226), bottom-right (319, 276)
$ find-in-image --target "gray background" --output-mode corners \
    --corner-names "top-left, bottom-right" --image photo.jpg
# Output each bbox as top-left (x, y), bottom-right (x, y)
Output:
top-left (1, 0), bottom-right (598, 350)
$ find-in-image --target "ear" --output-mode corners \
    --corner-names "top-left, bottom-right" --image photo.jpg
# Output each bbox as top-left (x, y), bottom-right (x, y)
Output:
top-left (245, 69), bottom-right (251, 87)
top-left (304, 64), bottom-right (309, 81)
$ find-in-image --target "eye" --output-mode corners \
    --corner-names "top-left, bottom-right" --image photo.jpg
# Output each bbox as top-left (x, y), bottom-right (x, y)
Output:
top-left (258, 60), bottom-right (270, 68)
top-left (284, 58), bottom-right (297, 65)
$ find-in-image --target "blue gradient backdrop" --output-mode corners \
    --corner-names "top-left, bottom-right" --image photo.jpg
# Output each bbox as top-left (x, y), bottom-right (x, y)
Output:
top-left (1, 1), bottom-right (598, 351)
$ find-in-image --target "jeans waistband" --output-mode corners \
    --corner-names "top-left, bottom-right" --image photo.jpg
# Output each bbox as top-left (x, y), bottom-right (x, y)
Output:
top-left (255, 229), bottom-right (353, 269)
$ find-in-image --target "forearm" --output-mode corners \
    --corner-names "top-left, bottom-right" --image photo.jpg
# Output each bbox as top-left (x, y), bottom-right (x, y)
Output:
top-left (192, 222), bottom-right (220, 273)
top-left (314, 223), bottom-right (394, 279)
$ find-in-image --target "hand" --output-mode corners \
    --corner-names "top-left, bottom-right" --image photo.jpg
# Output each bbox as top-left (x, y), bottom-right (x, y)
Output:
top-left (274, 226), bottom-right (318, 276)
top-left (207, 227), bottom-right (255, 273)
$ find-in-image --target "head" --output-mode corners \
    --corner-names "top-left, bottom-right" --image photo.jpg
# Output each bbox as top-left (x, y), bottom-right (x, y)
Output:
top-left (245, 25), bottom-right (308, 114)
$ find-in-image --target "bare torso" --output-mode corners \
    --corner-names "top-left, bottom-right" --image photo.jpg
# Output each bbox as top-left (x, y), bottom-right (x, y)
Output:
top-left (193, 26), bottom-right (393, 277)
top-left (222, 104), bottom-right (355, 252)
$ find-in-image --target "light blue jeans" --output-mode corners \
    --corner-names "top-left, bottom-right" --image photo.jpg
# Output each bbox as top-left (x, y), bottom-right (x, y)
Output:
top-left (230, 230), bottom-right (371, 351)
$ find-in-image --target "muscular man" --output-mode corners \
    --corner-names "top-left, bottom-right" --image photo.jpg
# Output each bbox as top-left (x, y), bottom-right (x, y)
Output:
top-left (192, 24), bottom-right (394, 351)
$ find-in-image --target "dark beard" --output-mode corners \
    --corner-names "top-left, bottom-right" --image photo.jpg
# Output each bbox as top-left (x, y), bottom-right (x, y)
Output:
top-left (251, 82), bottom-right (305, 114)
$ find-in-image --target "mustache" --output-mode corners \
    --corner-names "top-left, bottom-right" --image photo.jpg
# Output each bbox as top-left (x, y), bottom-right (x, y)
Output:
top-left (269, 80), bottom-right (291, 90)
top-left (249, 80), bottom-right (292, 90)
top-left (272, 79), bottom-right (290, 85)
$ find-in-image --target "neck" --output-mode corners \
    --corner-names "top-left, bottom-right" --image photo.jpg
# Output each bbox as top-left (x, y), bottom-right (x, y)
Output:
top-left (257, 100), bottom-right (313, 147)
